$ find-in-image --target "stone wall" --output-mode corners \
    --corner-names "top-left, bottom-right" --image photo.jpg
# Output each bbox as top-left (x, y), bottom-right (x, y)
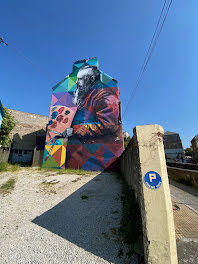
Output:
top-left (120, 125), bottom-right (178, 264)
top-left (167, 166), bottom-right (198, 188)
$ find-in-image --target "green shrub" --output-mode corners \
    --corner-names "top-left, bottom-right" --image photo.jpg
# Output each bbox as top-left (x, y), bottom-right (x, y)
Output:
top-left (0, 107), bottom-right (15, 148)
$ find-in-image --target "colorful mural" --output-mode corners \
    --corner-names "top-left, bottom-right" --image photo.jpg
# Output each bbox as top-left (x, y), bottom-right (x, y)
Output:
top-left (0, 100), bottom-right (5, 128)
top-left (42, 58), bottom-right (124, 170)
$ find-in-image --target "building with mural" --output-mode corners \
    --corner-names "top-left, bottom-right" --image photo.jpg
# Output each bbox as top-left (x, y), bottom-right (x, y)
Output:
top-left (42, 58), bottom-right (124, 171)
top-left (0, 100), bottom-right (5, 128)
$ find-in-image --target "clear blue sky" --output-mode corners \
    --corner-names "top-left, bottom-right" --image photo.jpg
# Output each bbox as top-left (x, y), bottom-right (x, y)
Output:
top-left (0, 0), bottom-right (197, 148)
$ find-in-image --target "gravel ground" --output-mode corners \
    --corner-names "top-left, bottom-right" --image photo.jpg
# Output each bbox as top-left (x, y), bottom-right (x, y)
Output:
top-left (0, 168), bottom-right (137, 264)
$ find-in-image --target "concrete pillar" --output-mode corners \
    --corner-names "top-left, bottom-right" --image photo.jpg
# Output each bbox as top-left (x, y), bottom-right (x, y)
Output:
top-left (135, 125), bottom-right (178, 263)
top-left (120, 125), bottom-right (178, 263)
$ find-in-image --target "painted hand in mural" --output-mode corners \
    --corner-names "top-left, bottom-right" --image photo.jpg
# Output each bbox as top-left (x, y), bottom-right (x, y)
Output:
top-left (46, 106), bottom-right (75, 143)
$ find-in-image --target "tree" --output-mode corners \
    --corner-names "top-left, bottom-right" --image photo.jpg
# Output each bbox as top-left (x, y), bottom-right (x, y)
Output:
top-left (0, 107), bottom-right (15, 148)
top-left (184, 148), bottom-right (192, 157)
top-left (124, 136), bottom-right (131, 149)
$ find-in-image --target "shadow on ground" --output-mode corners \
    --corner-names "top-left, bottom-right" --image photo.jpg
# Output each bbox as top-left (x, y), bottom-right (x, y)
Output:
top-left (32, 172), bottom-right (127, 263)
top-left (170, 179), bottom-right (198, 198)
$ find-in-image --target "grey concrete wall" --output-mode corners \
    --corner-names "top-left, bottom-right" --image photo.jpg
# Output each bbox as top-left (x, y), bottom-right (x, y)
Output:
top-left (120, 125), bottom-right (178, 264)
top-left (167, 166), bottom-right (198, 188)
top-left (0, 149), bottom-right (10, 163)
top-left (32, 149), bottom-right (44, 167)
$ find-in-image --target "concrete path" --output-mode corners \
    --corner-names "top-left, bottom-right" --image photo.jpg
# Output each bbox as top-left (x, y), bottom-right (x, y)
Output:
top-left (169, 179), bottom-right (198, 213)
top-left (169, 179), bottom-right (198, 264)
top-left (0, 168), bottom-right (136, 264)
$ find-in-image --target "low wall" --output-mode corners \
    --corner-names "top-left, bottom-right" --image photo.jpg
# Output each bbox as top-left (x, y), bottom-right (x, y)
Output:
top-left (0, 149), bottom-right (10, 163)
top-left (120, 125), bottom-right (178, 264)
top-left (166, 161), bottom-right (198, 171)
top-left (167, 166), bottom-right (198, 188)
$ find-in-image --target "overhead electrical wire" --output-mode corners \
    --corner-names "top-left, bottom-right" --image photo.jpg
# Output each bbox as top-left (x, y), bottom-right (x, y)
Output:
top-left (0, 37), bottom-right (57, 84)
top-left (122, 0), bottom-right (173, 119)
top-left (1, 0), bottom-right (173, 99)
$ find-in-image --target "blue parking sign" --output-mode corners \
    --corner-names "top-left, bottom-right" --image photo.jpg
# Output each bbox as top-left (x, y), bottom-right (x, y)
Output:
top-left (144, 171), bottom-right (162, 189)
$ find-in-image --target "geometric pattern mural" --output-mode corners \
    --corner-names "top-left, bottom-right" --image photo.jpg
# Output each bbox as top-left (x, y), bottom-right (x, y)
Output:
top-left (42, 58), bottom-right (124, 170)
top-left (0, 100), bottom-right (5, 129)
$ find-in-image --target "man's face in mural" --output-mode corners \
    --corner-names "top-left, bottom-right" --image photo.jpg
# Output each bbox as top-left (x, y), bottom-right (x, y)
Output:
top-left (73, 66), bottom-right (99, 105)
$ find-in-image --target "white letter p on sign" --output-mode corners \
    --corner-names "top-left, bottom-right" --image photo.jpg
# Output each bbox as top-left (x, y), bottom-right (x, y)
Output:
top-left (149, 173), bottom-right (156, 182)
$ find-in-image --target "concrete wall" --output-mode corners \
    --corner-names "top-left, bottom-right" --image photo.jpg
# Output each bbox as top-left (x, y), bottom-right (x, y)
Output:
top-left (167, 161), bottom-right (198, 171)
top-left (167, 166), bottom-right (198, 188)
top-left (120, 125), bottom-right (178, 264)
top-left (32, 149), bottom-right (44, 167)
top-left (0, 149), bottom-right (10, 163)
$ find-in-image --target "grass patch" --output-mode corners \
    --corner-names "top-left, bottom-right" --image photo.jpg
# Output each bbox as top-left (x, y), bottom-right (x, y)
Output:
top-left (81, 195), bottom-right (88, 200)
top-left (112, 210), bottom-right (119, 214)
top-left (0, 178), bottom-right (16, 194)
top-left (101, 232), bottom-right (110, 240)
top-left (117, 248), bottom-right (124, 258)
top-left (119, 177), bottom-right (144, 260)
top-left (39, 167), bottom-right (99, 175)
top-left (0, 162), bottom-right (20, 172)
top-left (72, 177), bottom-right (82, 183)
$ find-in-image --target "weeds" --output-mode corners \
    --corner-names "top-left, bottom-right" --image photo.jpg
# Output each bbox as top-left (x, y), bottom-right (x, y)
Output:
top-left (0, 162), bottom-right (20, 172)
top-left (39, 167), bottom-right (98, 175)
top-left (117, 248), bottom-right (124, 258)
top-left (39, 182), bottom-right (57, 194)
top-left (101, 232), bottom-right (110, 240)
top-left (112, 210), bottom-right (119, 214)
top-left (0, 178), bottom-right (16, 194)
top-left (72, 177), bottom-right (81, 183)
top-left (119, 177), bottom-right (144, 260)
top-left (81, 195), bottom-right (88, 200)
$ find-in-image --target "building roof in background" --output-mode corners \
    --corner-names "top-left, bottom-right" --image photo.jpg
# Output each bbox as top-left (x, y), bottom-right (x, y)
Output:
top-left (191, 135), bottom-right (198, 143)
top-left (164, 131), bottom-right (179, 135)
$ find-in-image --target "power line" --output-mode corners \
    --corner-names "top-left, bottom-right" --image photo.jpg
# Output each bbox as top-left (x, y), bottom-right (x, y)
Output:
top-left (122, 0), bottom-right (173, 118)
top-left (0, 37), bottom-right (57, 83)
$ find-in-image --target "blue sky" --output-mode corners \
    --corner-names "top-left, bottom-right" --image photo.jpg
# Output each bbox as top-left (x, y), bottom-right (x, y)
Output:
top-left (0, 0), bottom-right (197, 148)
